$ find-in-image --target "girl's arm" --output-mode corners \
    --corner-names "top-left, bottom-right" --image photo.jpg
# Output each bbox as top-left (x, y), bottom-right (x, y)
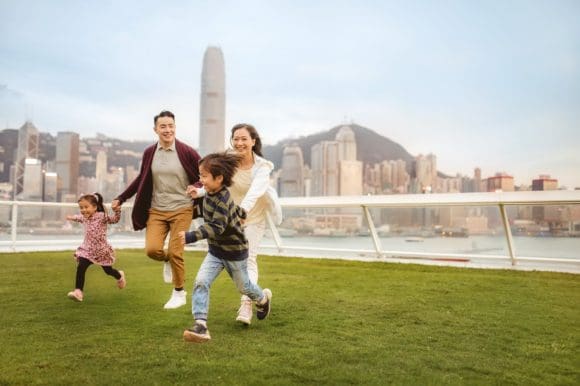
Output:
top-left (106, 208), bottom-right (121, 224)
top-left (66, 214), bottom-right (84, 223)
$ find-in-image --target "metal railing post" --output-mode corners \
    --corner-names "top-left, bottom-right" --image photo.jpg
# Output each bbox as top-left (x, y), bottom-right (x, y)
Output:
top-left (265, 212), bottom-right (283, 252)
top-left (499, 203), bottom-right (517, 266)
top-left (363, 205), bottom-right (383, 258)
top-left (10, 202), bottom-right (18, 252)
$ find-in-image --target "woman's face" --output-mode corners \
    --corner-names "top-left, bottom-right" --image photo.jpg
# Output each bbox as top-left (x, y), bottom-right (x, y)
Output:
top-left (231, 128), bottom-right (255, 158)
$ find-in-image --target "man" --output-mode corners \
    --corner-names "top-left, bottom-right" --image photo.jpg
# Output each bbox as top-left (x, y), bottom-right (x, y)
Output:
top-left (112, 110), bottom-right (201, 309)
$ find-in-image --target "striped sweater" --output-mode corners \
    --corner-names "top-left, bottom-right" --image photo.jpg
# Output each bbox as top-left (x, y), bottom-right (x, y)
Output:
top-left (184, 186), bottom-right (248, 261)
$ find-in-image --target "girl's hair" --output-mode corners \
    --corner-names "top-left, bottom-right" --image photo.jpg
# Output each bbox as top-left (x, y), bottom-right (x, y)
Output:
top-left (199, 152), bottom-right (243, 187)
top-left (231, 123), bottom-right (263, 157)
top-left (78, 192), bottom-right (105, 212)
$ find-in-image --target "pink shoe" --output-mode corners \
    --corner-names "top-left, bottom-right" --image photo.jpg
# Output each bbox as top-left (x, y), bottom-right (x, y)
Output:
top-left (117, 270), bottom-right (126, 289)
top-left (67, 289), bottom-right (83, 302)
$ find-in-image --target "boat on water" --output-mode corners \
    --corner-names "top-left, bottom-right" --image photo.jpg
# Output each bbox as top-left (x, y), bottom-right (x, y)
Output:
top-left (405, 237), bottom-right (424, 242)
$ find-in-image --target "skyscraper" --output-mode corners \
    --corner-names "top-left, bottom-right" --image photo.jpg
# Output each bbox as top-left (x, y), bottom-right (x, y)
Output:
top-left (56, 132), bottom-right (80, 200)
top-left (335, 125), bottom-right (362, 196)
top-left (280, 144), bottom-right (304, 197)
top-left (199, 46), bottom-right (226, 156)
top-left (0, 129), bottom-right (18, 183)
top-left (14, 121), bottom-right (39, 199)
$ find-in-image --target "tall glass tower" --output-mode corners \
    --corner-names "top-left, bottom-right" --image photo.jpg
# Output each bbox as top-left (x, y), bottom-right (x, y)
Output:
top-left (199, 46), bottom-right (226, 156)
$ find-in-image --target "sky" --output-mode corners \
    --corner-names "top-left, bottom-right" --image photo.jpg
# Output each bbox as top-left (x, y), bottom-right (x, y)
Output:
top-left (1, 0), bottom-right (579, 188)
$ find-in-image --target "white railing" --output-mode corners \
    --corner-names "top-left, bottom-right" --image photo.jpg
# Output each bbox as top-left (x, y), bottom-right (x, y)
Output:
top-left (1, 190), bottom-right (580, 271)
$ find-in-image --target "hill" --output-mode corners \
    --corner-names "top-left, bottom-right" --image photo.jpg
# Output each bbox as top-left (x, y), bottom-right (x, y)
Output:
top-left (262, 123), bottom-right (415, 170)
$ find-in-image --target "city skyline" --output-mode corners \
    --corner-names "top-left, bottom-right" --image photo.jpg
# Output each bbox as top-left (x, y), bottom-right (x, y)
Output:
top-left (1, 1), bottom-right (579, 187)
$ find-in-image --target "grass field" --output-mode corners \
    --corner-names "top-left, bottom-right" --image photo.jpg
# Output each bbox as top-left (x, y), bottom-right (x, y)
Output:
top-left (0, 250), bottom-right (578, 385)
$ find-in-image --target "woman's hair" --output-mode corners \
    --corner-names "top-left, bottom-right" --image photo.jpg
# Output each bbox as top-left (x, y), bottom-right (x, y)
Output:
top-left (78, 192), bottom-right (105, 212)
top-left (230, 123), bottom-right (263, 157)
top-left (199, 152), bottom-right (243, 187)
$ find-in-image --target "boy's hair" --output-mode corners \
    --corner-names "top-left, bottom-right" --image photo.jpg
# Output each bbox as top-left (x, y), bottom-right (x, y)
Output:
top-left (199, 152), bottom-right (243, 187)
top-left (231, 123), bottom-right (263, 157)
top-left (78, 192), bottom-right (105, 212)
top-left (154, 110), bottom-right (175, 125)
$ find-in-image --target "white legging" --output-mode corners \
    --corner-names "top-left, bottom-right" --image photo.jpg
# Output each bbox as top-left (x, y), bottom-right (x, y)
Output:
top-left (241, 221), bottom-right (265, 302)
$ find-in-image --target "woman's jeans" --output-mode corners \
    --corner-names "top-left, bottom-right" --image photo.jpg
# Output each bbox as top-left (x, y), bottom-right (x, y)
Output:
top-left (192, 252), bottom-right (264, 321)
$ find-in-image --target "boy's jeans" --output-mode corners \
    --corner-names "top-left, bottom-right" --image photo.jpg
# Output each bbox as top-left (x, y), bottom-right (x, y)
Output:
top-left (192, 252), bottom-right (264, 320)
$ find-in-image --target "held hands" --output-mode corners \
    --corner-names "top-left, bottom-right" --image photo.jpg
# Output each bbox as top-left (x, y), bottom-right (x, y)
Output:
top-left (111, 199), bottom-right (121, 211)
top-left (186, 185), bottom-right (199, 199)
top-left (178, 231), bottom-right (186, 245)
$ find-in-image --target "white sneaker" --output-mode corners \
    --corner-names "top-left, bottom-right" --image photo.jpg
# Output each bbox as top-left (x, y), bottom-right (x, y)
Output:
top-left (163, 261), bottom-right (173, 284)
top-left (164, 289), bottom-right (187, 309)
top-left (236, 300), bottom-right (253, 325)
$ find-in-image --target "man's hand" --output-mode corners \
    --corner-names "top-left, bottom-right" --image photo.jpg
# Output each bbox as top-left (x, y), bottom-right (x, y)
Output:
top-left (66, 215), bottom-right (74, 221)
top-left (178, 231), bottom-right (186, 245)
top-left (111, 199), bottom-right (121, 211)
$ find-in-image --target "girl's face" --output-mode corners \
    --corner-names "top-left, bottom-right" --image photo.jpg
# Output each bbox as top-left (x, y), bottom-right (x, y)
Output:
top-left (199, 165), bottom-right (223, 194)
top-left (231, 128), bottom-right (255, 158)
top-left (78, 199), bottom-right (97, 219)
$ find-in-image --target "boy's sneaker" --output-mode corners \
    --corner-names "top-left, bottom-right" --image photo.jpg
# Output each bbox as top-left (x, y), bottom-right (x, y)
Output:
top-left (256, 289), bottom-right (272, 320)
top-left (163, 261), bottom-right (173, 284)
top-left (117, 270), bottom-right (126, 289)
top-left (236, 300), bottom-right (253, 325)
top-left (164, 289), bottom-right (187, 309)
top-left (183, 322), bottom-right (211, 343)
top-left (67, 289), bottom-right (83, 302)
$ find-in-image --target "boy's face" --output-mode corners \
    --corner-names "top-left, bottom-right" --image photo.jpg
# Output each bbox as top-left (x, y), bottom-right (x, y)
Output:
top-left (78, 199), bottom-right (97, 219)
top-left (199, 165), bottom-right (223, 194)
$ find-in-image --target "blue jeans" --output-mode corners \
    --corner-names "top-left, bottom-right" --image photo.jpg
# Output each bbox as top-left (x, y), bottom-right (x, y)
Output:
top-left (192, 252), bottom-right (265, 320)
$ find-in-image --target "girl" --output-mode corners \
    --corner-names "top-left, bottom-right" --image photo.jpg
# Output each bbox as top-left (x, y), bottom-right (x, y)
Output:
top-left (179, 152), bottom-right (272, 343)
top-left (66, 192), bottom-right (125, 302)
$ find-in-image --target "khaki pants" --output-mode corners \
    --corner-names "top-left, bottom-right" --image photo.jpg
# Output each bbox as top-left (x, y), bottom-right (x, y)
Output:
top-left (145, 206), bottom-right (193, 289)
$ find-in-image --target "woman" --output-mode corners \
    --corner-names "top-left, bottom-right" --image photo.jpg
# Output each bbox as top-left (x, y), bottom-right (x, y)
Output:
top-left (188, 123), bottom-right (281, 324)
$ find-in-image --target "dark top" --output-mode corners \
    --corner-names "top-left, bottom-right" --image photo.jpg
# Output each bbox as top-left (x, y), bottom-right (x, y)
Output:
top-left (115, 139), bottom-right (201, 230)
top-left (184, 186), bottom-right (248, 261)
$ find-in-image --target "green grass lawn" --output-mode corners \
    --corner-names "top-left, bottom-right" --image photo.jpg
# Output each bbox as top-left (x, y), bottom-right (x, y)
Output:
top-left (0, 250), bottom-right (578, 385)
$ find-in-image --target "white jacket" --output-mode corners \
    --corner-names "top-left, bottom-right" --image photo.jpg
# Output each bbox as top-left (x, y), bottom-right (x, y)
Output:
top-left (197, 153), bottom-right (283, 225)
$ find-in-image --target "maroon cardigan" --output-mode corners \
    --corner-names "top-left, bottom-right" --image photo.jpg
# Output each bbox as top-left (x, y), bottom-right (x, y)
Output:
top-left (115, 139), bottom-right (201, 231)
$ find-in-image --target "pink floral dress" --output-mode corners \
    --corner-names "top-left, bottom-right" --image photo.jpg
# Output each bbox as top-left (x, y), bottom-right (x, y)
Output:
top-left (69, 211), bottom-right (121, 266)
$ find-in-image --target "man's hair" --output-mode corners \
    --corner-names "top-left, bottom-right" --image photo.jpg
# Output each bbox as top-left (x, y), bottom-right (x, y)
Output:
top-left (154, 110), bottom-right (175, 125)
top-left (231, 123), bottom-right (262, 156)
top-left (199, 152), bottom-right (243, 187)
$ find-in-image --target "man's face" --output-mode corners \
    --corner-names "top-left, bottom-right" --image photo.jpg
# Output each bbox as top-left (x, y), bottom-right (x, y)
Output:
top-left (154, 116), bottom-right (176, 147)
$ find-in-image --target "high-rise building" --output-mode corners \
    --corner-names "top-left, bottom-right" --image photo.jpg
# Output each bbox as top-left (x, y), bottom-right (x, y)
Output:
top-left (0, 129), bottom-right (18, 183)
top-left (22, 158), bottom-right (42, 200)
top-left (199, 46), bottom-right (226, 156)
top-left (485, 172), bottom-right (514, 192)
top-left (279, 144), bottom-right (304, 197)
top-left (532, 175), bottom-right (559, 223)
top-left (414, 153), bottom-right (437, 193)
top-left (14, 121), bottom-right (39, 198)
top-left (95, 150), bottom-right (107, 193)
top-left (43, 172), bottom-right (58, 202)
top-left (311, 141), bottom-right (339, 196)
top-left (532, 175), bottom-right (558, 191)
top-left (335, 125), bottom-right (362, 196)
top-left (336, 125), bottom-right (357, 161)
top-left (56, 132), bottom-right (80, 200)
